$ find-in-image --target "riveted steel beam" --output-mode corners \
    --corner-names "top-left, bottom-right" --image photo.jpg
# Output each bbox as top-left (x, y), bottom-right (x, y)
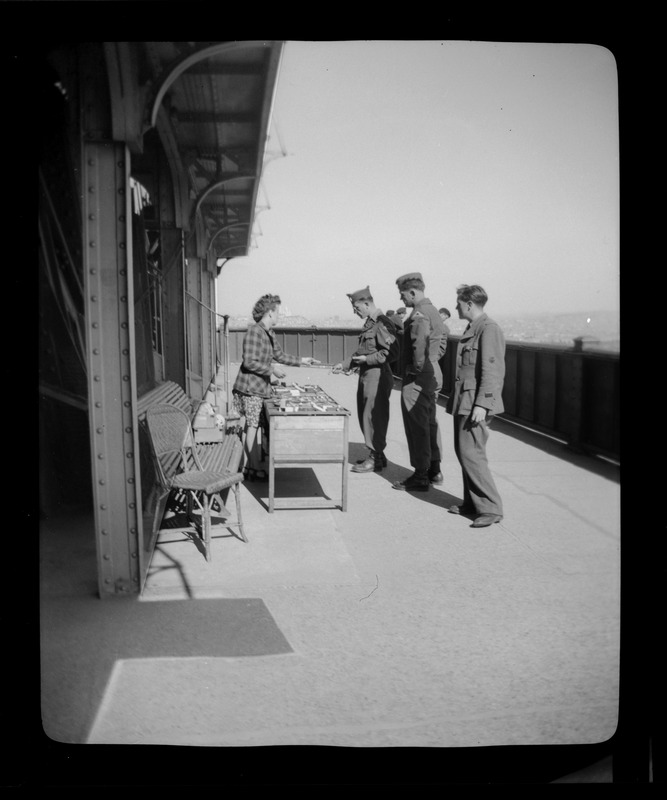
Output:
top-left (83, 140), bottom-right (142, 597)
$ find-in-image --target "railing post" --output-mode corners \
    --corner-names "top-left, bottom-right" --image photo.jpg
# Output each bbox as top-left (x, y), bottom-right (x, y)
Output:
top-left (567, 336), bottom-right (598, 454)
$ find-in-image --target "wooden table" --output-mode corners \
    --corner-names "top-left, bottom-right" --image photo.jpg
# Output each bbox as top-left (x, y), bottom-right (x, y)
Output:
top-left (264, 384), bottom-right (350, 512)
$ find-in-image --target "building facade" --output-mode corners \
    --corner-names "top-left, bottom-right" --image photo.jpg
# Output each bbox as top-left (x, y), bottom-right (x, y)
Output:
top-left (38, 41), bottom-right (284, 596)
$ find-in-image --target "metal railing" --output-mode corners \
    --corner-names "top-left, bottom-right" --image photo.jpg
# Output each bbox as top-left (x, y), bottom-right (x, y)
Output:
top-left (219, 326), bottom-right (619, 462)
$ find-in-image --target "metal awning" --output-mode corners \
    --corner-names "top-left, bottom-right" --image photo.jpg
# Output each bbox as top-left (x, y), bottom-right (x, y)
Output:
top-left (143, 41), bottom-right (284, 269)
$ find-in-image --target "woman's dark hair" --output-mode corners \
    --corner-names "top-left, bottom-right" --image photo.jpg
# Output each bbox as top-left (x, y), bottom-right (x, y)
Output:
top-left (252, 293), bottom-right (281, 322)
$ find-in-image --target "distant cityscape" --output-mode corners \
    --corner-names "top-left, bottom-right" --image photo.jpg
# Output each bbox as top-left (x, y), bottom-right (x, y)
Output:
top-left (224, 309), bottom-right (619, 350)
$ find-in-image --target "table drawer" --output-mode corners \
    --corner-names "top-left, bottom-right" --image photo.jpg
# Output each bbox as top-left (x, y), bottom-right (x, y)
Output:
top-left (271, 415), bottom-right (345, 456)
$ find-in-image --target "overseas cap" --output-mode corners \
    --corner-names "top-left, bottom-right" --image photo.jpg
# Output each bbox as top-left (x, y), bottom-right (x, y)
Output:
top-left (347, 286), bottom-right (372, 303)
top-left (396, 272), bottom-right (423, 288)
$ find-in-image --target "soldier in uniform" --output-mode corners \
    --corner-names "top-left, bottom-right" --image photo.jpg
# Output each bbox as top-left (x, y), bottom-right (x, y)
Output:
top-left (332, 286), bottom-right (397, 472)
top-left (392, 272), bottom-right (445, 491)
top-left (394, 307), bottom-right (407, 330)
top-left (446, 284), bottom-right (505, 527)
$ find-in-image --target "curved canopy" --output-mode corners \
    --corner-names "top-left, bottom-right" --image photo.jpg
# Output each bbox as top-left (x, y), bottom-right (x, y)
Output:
top-left (143, 41), bottom-right (284, 267)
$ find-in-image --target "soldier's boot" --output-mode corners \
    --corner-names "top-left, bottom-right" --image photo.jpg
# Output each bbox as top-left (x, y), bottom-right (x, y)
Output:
top-left (352, 449), bottom-right (377, 473)
top-left (392, 469), bottom-right (430, 492)
top-left (373, 450), bottom-right (386, 471)
top-left (428, 460), bottom-right (443, 484)
top-left (357, 450), bottom-right (387, 467)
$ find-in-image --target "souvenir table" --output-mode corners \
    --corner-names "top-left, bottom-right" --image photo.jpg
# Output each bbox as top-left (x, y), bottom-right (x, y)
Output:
top-left (263, 383), bottom-right (351, 512)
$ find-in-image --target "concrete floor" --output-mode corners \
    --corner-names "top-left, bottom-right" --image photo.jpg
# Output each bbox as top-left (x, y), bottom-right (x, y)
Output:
top-left (38, 365), bottom-right (624, 781)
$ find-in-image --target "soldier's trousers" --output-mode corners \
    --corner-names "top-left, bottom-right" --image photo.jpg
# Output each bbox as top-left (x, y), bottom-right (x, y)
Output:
top-left (356, 364), bottom-right (393, 453)
top-left (452, 413), bottom-right (503, 515)
top-left (401, 370), bottom-right (436, 472)
top-left (431, 362), bottom-right (443, 466)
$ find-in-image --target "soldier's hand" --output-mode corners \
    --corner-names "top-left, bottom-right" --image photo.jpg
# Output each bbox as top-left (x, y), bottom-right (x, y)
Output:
top-left (352, 355), bottom-right (367, 364)
top-left (470, 405), bottom-right (487, 425)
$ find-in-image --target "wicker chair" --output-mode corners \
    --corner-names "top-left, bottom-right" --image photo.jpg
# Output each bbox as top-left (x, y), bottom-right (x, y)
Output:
top-left (146, 403), bottom-right (246, 562)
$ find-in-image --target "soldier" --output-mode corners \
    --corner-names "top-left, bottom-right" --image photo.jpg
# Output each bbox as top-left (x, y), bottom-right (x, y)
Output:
top-left (332, 286), bottom-right (398, 472)
top-left (446, 284), bottom-right (505, 527)
top-left (437, 307), bottom-right (451, 405)
top-left (392, 272), bottom-right (445, 491)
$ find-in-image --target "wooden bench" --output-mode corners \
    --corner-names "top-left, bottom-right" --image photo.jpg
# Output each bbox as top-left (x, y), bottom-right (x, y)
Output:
top-left (137, 380), bottom-right (195, 423)
top-left (137, 381), bottom-right (247, 557)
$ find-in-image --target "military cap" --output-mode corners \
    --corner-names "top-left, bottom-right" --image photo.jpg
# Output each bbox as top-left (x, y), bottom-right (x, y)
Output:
top-left (396, 271), bottom-right (424, 288)
top-left (347, 286), bottom-right (372, 303)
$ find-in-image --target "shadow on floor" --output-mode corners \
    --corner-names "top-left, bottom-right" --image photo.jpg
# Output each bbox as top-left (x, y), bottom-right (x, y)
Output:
top-left (39, 508), bottom-right (293, 743)
top-left (346, 439), bottom-right (463, 511)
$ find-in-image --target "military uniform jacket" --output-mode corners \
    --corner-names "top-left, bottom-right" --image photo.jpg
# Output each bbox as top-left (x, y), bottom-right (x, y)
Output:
top-left (399, 297), bottom-right (445, 378)
top-left (446, 313), bottom-right (505, 416)
top-left (342, 309), bottom-right (396, 371)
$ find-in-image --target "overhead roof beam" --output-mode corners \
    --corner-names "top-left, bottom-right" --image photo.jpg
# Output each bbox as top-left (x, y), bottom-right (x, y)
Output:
top-left (209, 222), bottom-right (250, 251)
top-left (184, 63), bottom-right (264, 76)
top-left (149, 40), bottom-right (274, 128)
top-left (194, 173), bottom-right (257, 217)
top-left (175, 110), bottom-right (260, 124)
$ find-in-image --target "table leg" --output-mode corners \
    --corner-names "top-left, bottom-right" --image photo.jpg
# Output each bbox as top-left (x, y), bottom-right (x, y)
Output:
top-left (268, 442), bottom-right (275, 513)
top-left (341, 417), bottom-right (349, 511)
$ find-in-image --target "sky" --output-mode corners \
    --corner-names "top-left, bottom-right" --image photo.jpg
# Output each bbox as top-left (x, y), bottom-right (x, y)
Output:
top-left (216, 40), bottom-right (619, 322)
